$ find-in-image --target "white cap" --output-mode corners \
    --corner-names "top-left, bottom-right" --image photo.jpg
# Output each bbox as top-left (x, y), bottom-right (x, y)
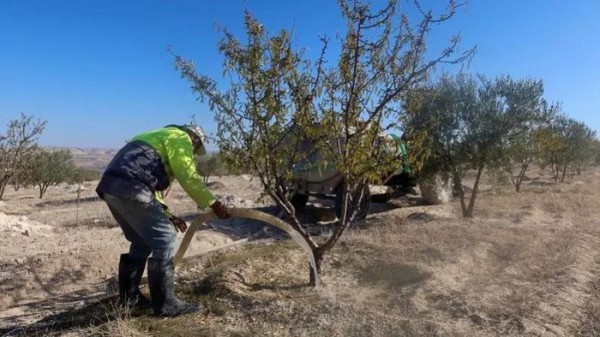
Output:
top-left (182, 124), bottom-right (207, 155)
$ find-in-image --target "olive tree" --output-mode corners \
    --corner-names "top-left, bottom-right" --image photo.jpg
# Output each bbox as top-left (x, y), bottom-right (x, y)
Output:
top-left (534, 114), bottom-right (596, 182)
top-left (404, 74), bottom-right (545, 217)
top-left (196, 154), bottom-right (225, 183)
top-left (566, 120), bottom-right (597, 176)
top-left (28, 149), bottom-right (76, 198)
top-left (175, 0), bottom-right (472, 284)
top-left (594, 139), bottom-right (600, 165)
top-left (535, 113), bottom-right (565, 182)
top-left (10, 159), bottom-right (34, 191)
top-left (504, 99), bottom-right (555, 192)
top-left (0, 114), bottom-right (46, 199)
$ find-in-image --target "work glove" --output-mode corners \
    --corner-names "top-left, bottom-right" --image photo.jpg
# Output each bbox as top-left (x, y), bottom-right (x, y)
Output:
top-left (169, 215), bottom-right (188, 233)
top-left (210, 200), bottom-right (231, 219)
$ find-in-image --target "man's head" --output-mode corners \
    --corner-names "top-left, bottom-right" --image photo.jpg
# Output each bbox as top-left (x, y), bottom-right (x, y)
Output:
top-left (181, 124), bottom-right (207, 156)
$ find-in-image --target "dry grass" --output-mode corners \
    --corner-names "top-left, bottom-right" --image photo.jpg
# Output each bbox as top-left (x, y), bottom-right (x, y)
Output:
top-left (3, 165), bottom-right (600, 336)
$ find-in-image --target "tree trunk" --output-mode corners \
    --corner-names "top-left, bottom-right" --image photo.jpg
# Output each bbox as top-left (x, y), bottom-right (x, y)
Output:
top-left (454, 172), bottom-right (468, 217)
top-left (309, 250), bottom-right (323, 286)
top-left (0, 178), bottom-right (9, 200)
top-left (270, 189), bottom-right (321, 286)
top-left (513, 164), bottom-right (529, 193)
top-left (309, 183), bottom-right (366, 286)
top-left (464, 165), bottom-right (484, 218)
top-left (551, 164), bottom-right (559, 183)
top-left (514, 163), bottom-right (529, 193)
top-left (38, 184), bottom-right (48, 199)
top-left (560, 163), bottom-right (568, 183)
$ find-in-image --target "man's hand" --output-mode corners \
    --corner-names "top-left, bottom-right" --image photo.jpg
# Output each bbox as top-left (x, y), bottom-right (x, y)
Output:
top-left (169, 215), bottom-right (188, 233)
top-left (210, 200), bottom-right (231, 219)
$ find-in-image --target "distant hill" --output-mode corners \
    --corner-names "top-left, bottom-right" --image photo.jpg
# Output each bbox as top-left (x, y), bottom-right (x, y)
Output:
top-left (49, 147), bottom-right (118, 172)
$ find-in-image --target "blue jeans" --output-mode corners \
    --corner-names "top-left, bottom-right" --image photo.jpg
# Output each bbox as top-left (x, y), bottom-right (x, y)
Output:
top-left (103, 194), bottom-right (177, 260)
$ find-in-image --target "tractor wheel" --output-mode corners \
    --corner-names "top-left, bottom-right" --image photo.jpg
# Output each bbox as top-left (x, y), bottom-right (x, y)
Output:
top-left (290, 193), bottom-right (309, 212)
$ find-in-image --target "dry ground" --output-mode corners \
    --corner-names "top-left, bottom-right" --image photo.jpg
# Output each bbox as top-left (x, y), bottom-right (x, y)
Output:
top-left (1, 166), bottom-right (600, 336)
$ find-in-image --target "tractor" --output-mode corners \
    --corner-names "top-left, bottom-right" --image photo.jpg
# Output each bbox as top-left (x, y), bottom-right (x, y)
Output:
top-left (287, 129), bottom-right (417, 220)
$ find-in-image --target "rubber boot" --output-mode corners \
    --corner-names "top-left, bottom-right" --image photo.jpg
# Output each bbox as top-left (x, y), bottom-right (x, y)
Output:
top-left (118, 254), bottom-right (152, 308)
top-left (147, 257), bottom-right (201, 317)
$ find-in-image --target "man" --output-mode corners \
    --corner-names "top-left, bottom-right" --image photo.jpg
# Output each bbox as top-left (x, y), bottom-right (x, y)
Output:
top-left (96, 124), bottom-right (231, 317)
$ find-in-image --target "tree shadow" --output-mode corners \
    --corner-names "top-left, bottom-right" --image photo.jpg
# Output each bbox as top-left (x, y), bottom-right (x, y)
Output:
top-left (35, 196), bottom-right (101, 208)
top-left (369, 192), bottom-right (432, 215)
top-left (0, 296), bottom-right (143, 336)
top-left (406, 212), bottom-right (437, 222)
top-left (179, 205), bottom-right (287, 242)
top-left (358, 262), bottom-right (431, 290)
top-left (1, 259), bottom-right (91, 306)
top-left (0, 256), bottom-right (115, 335)
top-left (173, 194), bottom-right (434, 252)
top-left (240, 280), bottom-right (312, 292)
top-left (529, 180), bottom-right (555, 187)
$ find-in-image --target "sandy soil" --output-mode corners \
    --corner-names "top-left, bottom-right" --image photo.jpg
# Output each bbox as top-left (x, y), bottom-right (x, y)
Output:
top-left (0, 175), bottom-right (268, 327)
top-left (1, 167), bottom-right (600, 336)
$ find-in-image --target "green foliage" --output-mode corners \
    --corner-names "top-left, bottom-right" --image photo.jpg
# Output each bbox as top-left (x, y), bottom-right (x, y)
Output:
top-left (0, 113), bottom-right (46, 199)
top-left (502, 91), bottom-right (555, 192)
top-left (536, 113), bottom-right (597, 182)
top-left (196, 153), bottom-right (228, 182)
top-left (404, 74), bottom-right (546, 217)
top-left (566, 120), bottom-right (597, 175)
top-left (27, 149), bottom-right (77, 198)
top-left (534, 115), bottom-right (566, 179)
top-left (10, 152), bottom-right (36, 191)
top-left (594, 140), bottom-right (600, 165)
top-left (176, 11), bottom-right (313, 191)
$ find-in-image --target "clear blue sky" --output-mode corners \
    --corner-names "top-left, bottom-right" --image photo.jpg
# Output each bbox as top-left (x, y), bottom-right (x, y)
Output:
top-left (1, 0), bottom-right (599, 149)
